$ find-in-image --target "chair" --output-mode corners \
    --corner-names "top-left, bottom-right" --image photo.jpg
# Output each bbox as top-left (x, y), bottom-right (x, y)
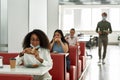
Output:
top-left (49, 53), bottom-right (70, 80)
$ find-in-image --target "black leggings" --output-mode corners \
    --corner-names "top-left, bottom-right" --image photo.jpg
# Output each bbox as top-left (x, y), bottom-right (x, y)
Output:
top-left (66, 55), bottom-right (70, 72)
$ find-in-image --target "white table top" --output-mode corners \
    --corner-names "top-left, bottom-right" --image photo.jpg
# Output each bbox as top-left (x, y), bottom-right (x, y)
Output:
top-left (0, 65), bottom-right (51, 75)
top-left (78, 36), bottom-right (90, 42)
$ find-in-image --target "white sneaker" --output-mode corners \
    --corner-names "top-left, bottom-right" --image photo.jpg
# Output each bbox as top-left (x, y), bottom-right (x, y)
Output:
top-left (98, 59), bottom-right (102, 65)
top-left (102, 60), bottom-right (105, 64)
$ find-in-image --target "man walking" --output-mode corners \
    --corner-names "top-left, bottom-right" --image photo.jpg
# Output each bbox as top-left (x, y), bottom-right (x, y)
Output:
top-left (96, 12), bottom-right (112, 64)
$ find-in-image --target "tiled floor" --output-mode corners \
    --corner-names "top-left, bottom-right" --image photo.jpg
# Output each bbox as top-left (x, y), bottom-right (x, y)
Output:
top-left (81, 45), bottom-right (120, 80)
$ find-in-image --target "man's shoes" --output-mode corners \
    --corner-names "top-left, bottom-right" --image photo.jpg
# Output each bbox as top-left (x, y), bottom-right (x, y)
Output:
top-left (98, 60), bottom-right (101, 63)
top-left (98, 59), bottom-right (102, 65)
top-left (98, 59), bottom-right (105, 65)
top-left (102, 59), bottom-right (105, 64)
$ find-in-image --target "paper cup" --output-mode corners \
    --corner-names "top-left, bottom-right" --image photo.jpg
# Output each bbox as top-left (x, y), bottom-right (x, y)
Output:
top-left (10, 58), bottom-right (16, 69)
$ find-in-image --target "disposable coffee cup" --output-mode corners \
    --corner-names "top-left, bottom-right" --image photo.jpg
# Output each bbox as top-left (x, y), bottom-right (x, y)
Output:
top-left (10, 58), bottom-right (16, 69)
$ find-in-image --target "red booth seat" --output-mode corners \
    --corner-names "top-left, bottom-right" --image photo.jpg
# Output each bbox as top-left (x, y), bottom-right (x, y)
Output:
top-left (0, 52), bottom-right (19, 64)
top-left (0, 52), bottom-right (70, 80)
top-left (79, 42), bottom-right (86, 71)
top-left (0, 74), bottom-right (33, 80)
top-left (49, 53), bottom-right (70, 80)
top-left (69, 46), bottom-right (82, 80)
top-left (0, 52), bottom-right (33, 80)
top-left (79, 56), bottom-right (86, 71)
top-left (79, 42), bottom-right (86, 56)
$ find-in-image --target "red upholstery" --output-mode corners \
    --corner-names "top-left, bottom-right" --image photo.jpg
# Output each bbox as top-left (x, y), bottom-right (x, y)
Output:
top-left (69, 46), bottom-right (78, 66)
top-left (0, 52), bottom-right (70, 80)
top-left (66, 72), bottom-right (70, 80)
top-left (0, 52), bottom-right (33, 80)
top-left (49, 53), bottom-right (70, 80)
top-left (79, 56), bottom-right (86, 71)
top-left (69, 66), bottom-right (76, 80)
top-left (79, 42), bottom-right (86, 56)
top-left (69, 46), bottom-right (81, 80)
top-left (0, 74), bottom-right (33, 80)
top-left (0, 52), bottom-right (19, 64)
top-left (78, 60), bottom-right (81, 78)
top-left (79, 42), bottom-right (86, 71)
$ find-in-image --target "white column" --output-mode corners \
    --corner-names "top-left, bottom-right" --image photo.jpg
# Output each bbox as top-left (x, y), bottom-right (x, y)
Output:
top-left (29, 0), bottom-right (47, 33)
top-left (0, 0), bottom-right (8, 51)
top-left (47, 0), bottom-right (59, 41)
top-left (29, 0), bottom-right (59, 41)
top-left (7, 0), bottom-right (59, 52)
top-left (8, 0), bottom-right (29, 52)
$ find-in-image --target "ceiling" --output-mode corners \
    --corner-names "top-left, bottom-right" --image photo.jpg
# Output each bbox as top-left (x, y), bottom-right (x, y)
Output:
top-left (59, 0), bottom-right (120, 5)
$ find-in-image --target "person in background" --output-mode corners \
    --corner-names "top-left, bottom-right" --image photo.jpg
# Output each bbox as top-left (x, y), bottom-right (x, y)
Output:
top-left (96, 12), bottom-right (112, 64)
top-left (16, 29), bottom-right (53, 80)
top-left (65, 28), bottom-right (78, 46)
top-left (50, 29), bottom-right (70, 71)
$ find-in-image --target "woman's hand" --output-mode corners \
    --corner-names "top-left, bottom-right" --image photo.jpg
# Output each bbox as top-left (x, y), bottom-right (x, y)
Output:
top-left (34, 50), bottom-right (39, 59)
top-left (19, 48), bottom-right (32, 57)
top-left (30, 48), bottom-right (43, 62)
top-left (23, 48), bottom-right (37, 55)
top-left (20, 48), bottom-right (32, 55)
top-left (24, 48), bottom-right (32, 54)
top-left (54, 38), bottom-right (58, 42)
top-left (34, 51), bottom-right (43, 63)
top-left (55, 38), bottom-right (61, 42)
top-left (24, 48), bottom-right (44, 63)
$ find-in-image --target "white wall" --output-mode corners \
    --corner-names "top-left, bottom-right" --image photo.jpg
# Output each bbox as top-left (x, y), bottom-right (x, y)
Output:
top-left (29, 0), bottom-right (59, 41)
top-left (8, 0), bottom-right (29, 52)
top-left (47, 0), bottom-right (59, 40)
top-left (7, 0), bottom-right (59, 52)
top-left (29, 0), bottom-right (47, 33)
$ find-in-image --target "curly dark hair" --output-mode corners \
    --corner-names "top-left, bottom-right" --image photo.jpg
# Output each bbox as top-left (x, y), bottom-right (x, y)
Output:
top-left (22, 29), bottom-right (50, 49)
top-left (50, 29), bottom-right (68, 44)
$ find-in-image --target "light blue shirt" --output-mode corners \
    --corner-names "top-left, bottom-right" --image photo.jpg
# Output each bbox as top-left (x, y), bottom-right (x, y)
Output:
top-left (52, 42), bottom-right (64, 53)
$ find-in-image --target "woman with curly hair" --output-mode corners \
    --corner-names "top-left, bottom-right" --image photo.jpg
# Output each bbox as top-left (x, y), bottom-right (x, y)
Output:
top-left (16, 29), bottom-right (53, 80)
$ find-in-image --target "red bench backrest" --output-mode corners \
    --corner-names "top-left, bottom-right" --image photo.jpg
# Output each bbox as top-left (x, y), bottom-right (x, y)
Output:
top-left (0, 52), bottom-right (19, 64)
top-left (49, 53), bottom-right (66, 80)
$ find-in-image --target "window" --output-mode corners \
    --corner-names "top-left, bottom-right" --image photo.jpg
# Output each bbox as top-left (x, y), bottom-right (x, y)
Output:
top-left (59, 5), bottom-right (120, 31)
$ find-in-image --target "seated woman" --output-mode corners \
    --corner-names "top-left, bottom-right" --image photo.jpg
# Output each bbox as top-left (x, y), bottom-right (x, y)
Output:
top-left (16, 29), bottom-right (53, 80)
top-left (50, 29), bottom-right (70, 72)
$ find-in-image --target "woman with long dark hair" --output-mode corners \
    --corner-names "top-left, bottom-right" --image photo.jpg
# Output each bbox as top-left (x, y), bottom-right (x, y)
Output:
top-left (50, 29), bottom-right (70, 71)
top-left (50, 29), bottom-right (69, 53)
